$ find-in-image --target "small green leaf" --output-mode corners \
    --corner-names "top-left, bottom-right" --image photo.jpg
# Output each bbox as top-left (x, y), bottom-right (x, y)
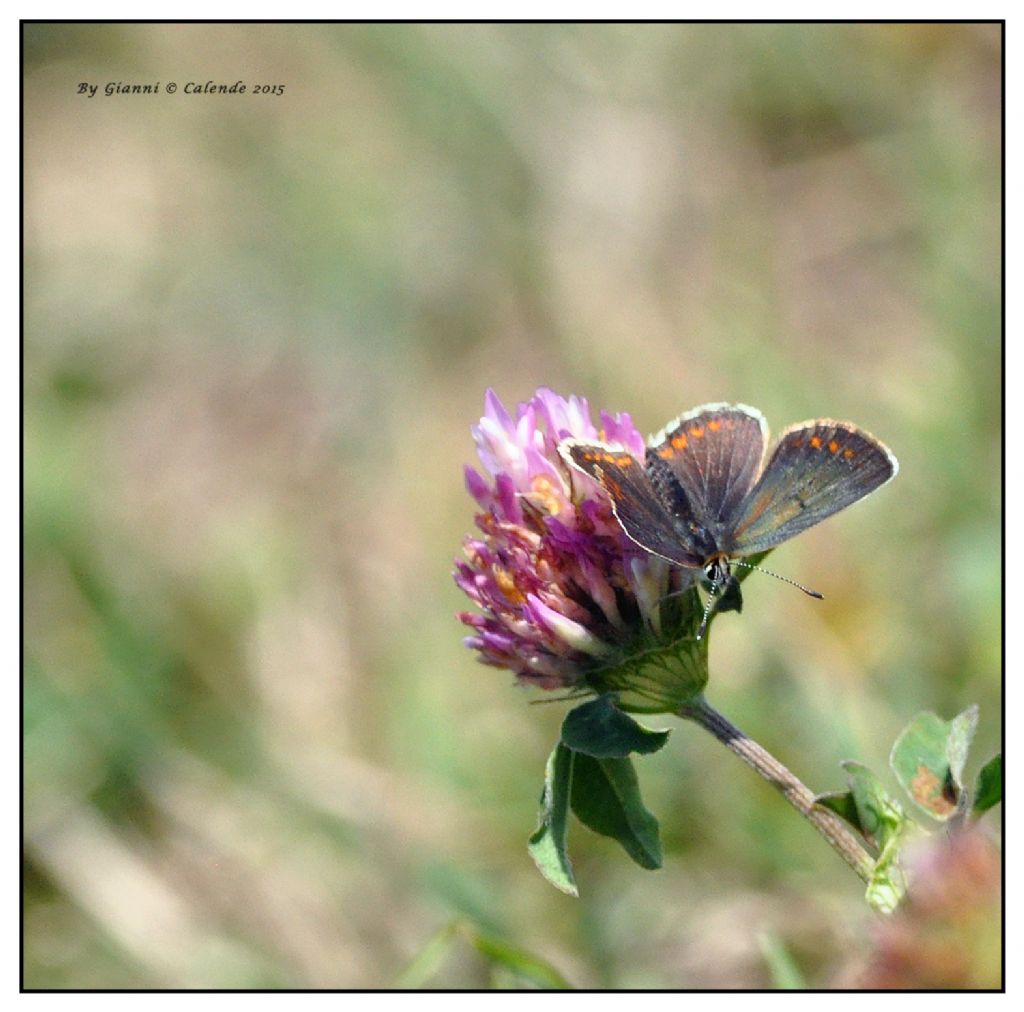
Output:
top-left (757, 932), bottom-right (806, 990)
top-left (569, 753), bottom-right (662, 869)
top-left (814, 790), bottom-right (864, 835)
top-left (394, 922), bottom-right (461, 988)
top-left (397, 921), bottom-right (573, 989)
top-left (865, 862), bottom-right (906, 916)
top-left (973, 754), bottom-right (1002, 815)
top-left (469, 931), bottom-right (573, 989)
top-left (561, 694), bottom-right (670, 758)
top-left (889, 707), bottom-right (978, 821)
top-left (866, 811), bottom-right (908, 916)
top-left (714, 577), bottom-right (744, 614)
top-left (527, 743), bottom-right (577, 896)
top-left (841, 761), bottom-right (906, 852)
top-left (839, 761), bottom-right (908, 913)
top-left (947, 704), bottom-right (979, 788)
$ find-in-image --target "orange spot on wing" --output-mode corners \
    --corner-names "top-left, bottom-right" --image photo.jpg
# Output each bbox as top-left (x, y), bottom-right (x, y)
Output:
top-left (690, 426), bottom-right (705, 438)
top-left (671, 434), bottom-right (688, 449)
top-left (810, 436), bottom-right (822, 449)
top-left (658, 446), bottom-right (675, 459)
top-left (615, 455), bottom-right (633, 467)
top-left (828, 440), bottom-right (839, 453)
top-left (843, 448), bottom-right (854, 459)
top-left (708, 420), bottom-right (721, 431)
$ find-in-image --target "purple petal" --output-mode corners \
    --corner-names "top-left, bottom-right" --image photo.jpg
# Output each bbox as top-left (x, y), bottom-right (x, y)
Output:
top-left (525, 593), bottom-right (612, 657)
top-left (483, 387), bottom-right (515, 432)
top-left (493, 473), bottom-right (522, 523)
top-left (599, 409), bottom-right (646, 457)
top-left (464, 465), bottom-right (493, 508)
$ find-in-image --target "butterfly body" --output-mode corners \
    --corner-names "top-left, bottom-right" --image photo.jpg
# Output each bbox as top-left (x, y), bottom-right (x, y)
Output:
top-left (561, 403), bottom-right (898, 621)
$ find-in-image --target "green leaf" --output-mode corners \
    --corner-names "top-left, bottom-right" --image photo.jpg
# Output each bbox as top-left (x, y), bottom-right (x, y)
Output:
top-left (396, 921), bottom-right (573, 989)
top-left (973, 754), bottom-right (1002, 815)
top-left (817, 780), bottom-right (908, 912)
top-left (527, 743), bottom-right (577, 896)
top-left (889, 706), bottom-right (978, 821)
top-left (757, 932), bottom-right (806, 990)
top-left (840, 761), bottom-right (908, 914)
top-left (814, 790), bottom-right (864, 835)
top-left (865, 861), bottom-right (906, 916)
top-left (469, 931), bottom-right (573, 989)
top-left (569, 753), bottom-right (662, 870)
top-left (714, 576), bottom-right (744, 613)
top-left (560, 694), bottom-right (670, 758)
top-left (947, 704), bottom-right (979, 788)
top-left (840, 761), bottom-right (905, 851)
top-left (394, 922), bottom-right (461, 988)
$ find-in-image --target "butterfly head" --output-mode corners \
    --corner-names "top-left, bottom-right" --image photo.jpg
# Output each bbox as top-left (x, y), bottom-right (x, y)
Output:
top-left (694, 552), bottom-right (739, 640)
top-left (702, 552), bottom-right (731, 588)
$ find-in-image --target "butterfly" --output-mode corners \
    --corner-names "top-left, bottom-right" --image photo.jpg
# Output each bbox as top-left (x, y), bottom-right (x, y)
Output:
top-left (560, 403), bottom-right (898, 635)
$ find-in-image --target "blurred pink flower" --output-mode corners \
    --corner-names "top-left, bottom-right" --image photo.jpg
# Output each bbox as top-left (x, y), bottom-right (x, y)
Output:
top-left (843, 828), bottom-right (1002, 989)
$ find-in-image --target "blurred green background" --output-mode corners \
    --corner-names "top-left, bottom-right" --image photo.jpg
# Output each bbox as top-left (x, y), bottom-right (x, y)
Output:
top-left (23, 23), bottom-right (1001, 989)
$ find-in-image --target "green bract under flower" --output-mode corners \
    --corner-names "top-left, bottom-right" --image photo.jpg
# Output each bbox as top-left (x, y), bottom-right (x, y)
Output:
top-left (455, 388), bottom-right (709, 713)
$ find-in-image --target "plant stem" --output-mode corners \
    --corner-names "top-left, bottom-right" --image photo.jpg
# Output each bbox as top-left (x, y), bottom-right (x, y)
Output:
top-left (678, 695), bottom-right (875, 884)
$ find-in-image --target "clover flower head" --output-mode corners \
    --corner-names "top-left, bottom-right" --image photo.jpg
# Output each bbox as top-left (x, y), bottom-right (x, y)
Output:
top-left (455, 388), bottom-right (705, 711)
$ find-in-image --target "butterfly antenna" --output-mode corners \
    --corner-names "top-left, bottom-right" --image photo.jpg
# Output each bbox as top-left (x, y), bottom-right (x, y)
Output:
top-left (730, 559), bottom-right (823, 599)
top-left (696, 572), bottom-right (723, 641)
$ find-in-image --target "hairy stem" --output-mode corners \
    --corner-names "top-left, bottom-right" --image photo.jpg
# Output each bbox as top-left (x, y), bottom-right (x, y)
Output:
top-left (678, 695), bottom-right (875, 884)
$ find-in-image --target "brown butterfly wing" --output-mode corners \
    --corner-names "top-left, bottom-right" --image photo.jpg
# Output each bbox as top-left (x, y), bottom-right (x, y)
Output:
top-left (561, 441), bottom-right (704, 568)
top-left (729, 420), bottom-right (898, 556)
top-left (647, 403), bottom-right (768, 532)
